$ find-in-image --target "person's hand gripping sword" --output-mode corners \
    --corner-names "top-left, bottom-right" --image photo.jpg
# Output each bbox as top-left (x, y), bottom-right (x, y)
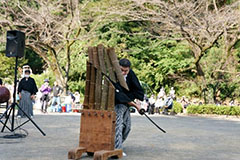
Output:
top-left (128, 101), bottom-right (166, 133)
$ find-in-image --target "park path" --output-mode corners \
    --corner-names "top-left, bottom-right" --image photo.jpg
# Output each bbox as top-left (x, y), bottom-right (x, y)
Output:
top-left (0, 113), bottom-right (240, 160)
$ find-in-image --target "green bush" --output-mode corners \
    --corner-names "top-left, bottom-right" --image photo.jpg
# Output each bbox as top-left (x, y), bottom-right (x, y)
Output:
top-left (187, 104), bottom-right (240, 116)
top-left (173, 101), bottom-right (183, 113)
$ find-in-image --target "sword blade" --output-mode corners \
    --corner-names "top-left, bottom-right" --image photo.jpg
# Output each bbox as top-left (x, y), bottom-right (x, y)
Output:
top-left (144, 113), bottom-right (166, 133)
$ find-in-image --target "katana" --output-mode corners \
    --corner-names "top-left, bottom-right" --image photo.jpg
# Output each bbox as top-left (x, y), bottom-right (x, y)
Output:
top-left (143, 112), bottom-right (166, 133)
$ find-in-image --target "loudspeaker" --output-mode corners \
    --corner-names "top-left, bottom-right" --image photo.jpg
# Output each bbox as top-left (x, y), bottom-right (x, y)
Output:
top-left (6, 30), bottom-right (25, 58)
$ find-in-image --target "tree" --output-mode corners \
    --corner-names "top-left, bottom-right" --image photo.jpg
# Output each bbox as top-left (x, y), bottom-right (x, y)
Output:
top-left (0, 0), bottom-right (109, 93)
top-left (95, 21), bottom-right (193, 94)
top-left (101, 0), bottom-right (240, 101)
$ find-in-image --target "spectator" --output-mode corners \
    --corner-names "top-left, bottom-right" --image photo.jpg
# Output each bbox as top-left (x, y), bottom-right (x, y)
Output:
top-left (229, 99), bottom-right (235, 106)
top-left (141, 99), bottom-right (149, 112)
top-left (50, 81), bottom-right (63, 112)
top-left (181, 96), bottom-right (189, 113)
top-left (17, 69), bottom-right (38, 118)
top-left (162, 95), bottom-right (173, 115)
top-left (40, 79), bottom-right (51, 113)
top-left (148, 94), bottom-right (155, 114)
top-left (169, 87), bottom-right (175, 99)
top-left (21, 64), bottom-right (32, 78)
top-left (74, 92), bottom-right (80, 105)
top-left (157, 87), bottom-right (165, 99)
top-left (64, 90), bottom-right (74, 112)
top-left (0, 78), bottom-right (2, 86)
top-left (155, 97), bottom-right (165, 114)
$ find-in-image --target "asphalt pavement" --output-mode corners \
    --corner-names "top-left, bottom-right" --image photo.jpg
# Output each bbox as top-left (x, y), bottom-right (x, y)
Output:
top-left (0, 112), bottom-right (240, 160)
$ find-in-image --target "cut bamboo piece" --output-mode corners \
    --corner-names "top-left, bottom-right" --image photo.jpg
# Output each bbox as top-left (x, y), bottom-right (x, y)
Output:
top-left (108, 48), bottom-right (129, 91)
top-left (107, 81), bottom-right (115, 111)
top-left (95, 68), bottom-right (102, 110)
top-left (101, 77), bottom-right (109, 110)
top-left (98, 44), bottom-right (107, 75)
top-left (105, 48), bottom-right (116, 83)
top-left (83, 62), bottom-right (91, 109)
top-left (89, 65), bottom-right (96, 109)
top-left (93, 47), bottom-right (99, 68)
top-left (88, 47), bottom-right (94, 64)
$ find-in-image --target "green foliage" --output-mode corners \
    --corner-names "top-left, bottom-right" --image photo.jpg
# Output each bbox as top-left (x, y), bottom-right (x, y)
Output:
top-left (0, 43), bottom-right (44, 84)
top-left (200, 41), bottom-right (240, 103)
top-left (58, 41), bottom-right (87, 93)
top-left (1, 0), bottom-right (239, 102)
top-left (0, 44), bottom-right (27, 84)
top-left (187, 104), bottom-right (240, 116)
top-left (31, 69), bottom-right (56, 88)
top-left (96, 21), bottom-right (194, 95)
top-left (175, 81), bottom-right (200, 98)
top-left (173, 101), bottom-right (183, 113)
top-left (25, 48), bottom-right (45, 74)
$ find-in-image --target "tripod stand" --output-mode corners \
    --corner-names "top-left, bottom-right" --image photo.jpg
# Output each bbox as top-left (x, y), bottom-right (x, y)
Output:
top-left (0, 56), bottom-right (46, 136)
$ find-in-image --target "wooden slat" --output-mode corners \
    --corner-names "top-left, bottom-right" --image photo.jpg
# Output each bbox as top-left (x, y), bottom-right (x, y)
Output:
top-left (97, 44), bottom-right (107, 75)
top-left (83, 62), bottom-right (91, 109)
top-left (88, 47), bottom-right (94, 64)
top-left (105, 48), bottom-right (116, 83)
top-left (108, 48), bottom-right (129, 91)
top-left (107, 81), bottom-right (115, 111)
top-left (101, 77), bottom-right (109, 110)
top-left (93, 47), bottom-right (102, 110)
top-left (95, 68), bottom-right (102, 110)
top-left (93, 47), bottom-right (99, 68)
top-left (89, 65), bottom-right (96, 109)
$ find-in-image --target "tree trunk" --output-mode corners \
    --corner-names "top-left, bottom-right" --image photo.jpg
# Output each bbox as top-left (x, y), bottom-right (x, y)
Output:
top-left (28, 45), bottom-right (67, 94)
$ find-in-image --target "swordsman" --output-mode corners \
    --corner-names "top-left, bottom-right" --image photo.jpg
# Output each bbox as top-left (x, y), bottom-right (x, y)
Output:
top-left (113, 58), bottom-right (145, 156)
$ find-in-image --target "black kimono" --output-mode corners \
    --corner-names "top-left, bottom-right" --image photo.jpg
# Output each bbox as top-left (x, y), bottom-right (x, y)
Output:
top-left (17, 77), bottom-right (38, 117)
top-left (18, 77), bottom-right (38, 95)
top-left (114, 69), bottom-right (144, 149)
top-left (115, 69), bottom-right (144, 105)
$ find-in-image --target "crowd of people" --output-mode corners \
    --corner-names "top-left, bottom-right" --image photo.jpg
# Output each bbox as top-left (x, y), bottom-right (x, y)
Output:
top-left (2, 64), bottom-right (239, 119)
top-left (137, 87), bottom-right (175, 115)
top-left (0, 64), bottom-right (193, 118)
top-left (37, 80), bottom-right (81, 114)
top-left (0, 64), bottom-right (81, 118)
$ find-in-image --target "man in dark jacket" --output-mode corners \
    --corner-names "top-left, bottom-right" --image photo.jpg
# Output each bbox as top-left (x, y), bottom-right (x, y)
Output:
top-left (17, 70), bottom-right (38, 118)
top-left (114, 58), bottom-right (144, 156)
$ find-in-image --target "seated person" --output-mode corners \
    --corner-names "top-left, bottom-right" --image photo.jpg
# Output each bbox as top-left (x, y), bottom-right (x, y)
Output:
top-left (162, 96), bottom-right (173, 115)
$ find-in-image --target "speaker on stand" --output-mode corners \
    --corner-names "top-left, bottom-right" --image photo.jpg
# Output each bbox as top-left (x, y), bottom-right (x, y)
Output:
top-left (6, 30), bottom-right (25, 58)
top-left (0, 30), bottom-right (46, 137)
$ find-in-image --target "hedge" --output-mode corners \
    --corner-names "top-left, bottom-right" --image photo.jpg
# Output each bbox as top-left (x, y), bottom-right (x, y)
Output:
top-left (187, 104), bottom-right (240, 116)
top-left (173, 101), bottom-right (183, 114)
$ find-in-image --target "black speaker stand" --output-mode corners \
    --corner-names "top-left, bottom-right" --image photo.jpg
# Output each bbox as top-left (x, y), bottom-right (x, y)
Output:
top-left (0, 56), bottom-right (46, 137)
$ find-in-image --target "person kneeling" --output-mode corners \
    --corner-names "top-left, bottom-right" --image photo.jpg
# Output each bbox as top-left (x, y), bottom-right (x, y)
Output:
top-left (162, 96), bottom-right (173, 115)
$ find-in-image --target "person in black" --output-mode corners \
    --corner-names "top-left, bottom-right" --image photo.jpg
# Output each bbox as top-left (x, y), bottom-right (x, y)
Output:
top-left (114, 58), bottom-right (145, 156)
top-left (0, 78), bottom-right (2, 86)
top-left (17, 70), bottom-right (38, 118)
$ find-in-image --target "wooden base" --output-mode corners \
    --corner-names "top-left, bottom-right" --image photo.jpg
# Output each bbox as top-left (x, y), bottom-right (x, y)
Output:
top-left (68, 147), bottom-right (122, 160)
top-left (94, 149), bottom-right (123, 160)
top-left (68, 147), bottom-right (87, 160)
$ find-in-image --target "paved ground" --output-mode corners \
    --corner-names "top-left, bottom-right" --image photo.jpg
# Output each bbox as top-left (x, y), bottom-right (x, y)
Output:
top-left (0, 111), bottom-right (240, 160)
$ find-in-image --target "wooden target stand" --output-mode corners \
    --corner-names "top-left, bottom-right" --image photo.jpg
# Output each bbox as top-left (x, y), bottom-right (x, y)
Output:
top-left (68, 45), bottom-right (129, 160)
